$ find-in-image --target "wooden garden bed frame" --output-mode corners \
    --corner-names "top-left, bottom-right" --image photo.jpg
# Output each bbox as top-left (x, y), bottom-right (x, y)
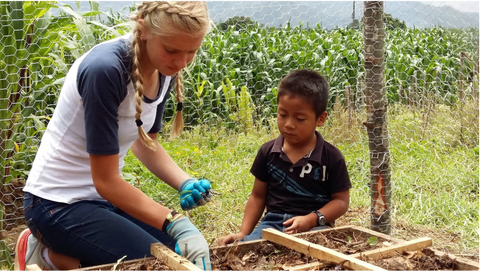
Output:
top-left (74, 225), bottom-right (479, 271)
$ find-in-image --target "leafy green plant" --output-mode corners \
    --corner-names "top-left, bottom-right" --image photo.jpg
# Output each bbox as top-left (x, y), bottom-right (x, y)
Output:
top-left (0, 1), bottom-right (63, 185)
top-left (367, 236), bottom-right (378, 246)
top-left (237, 86), bottom-right (254, 133)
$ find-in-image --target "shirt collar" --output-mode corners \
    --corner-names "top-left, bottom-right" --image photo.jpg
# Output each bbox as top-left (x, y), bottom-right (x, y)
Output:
top-left (271, 131), bottom-right (325, 164)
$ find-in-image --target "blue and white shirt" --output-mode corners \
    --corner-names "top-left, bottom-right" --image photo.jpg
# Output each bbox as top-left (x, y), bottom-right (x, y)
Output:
top-left (24, 35), bottom-right (175, 204)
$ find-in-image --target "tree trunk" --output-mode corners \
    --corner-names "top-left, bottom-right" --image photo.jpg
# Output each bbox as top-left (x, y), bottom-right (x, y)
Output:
top-left (362, 1), bottom-right (391, 235)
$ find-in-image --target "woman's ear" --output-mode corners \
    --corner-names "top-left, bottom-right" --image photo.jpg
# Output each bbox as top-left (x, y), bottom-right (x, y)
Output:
top-left (137, 19), bottom-right (148, 40)
top-left (316, 112), bottom-right (328, 127)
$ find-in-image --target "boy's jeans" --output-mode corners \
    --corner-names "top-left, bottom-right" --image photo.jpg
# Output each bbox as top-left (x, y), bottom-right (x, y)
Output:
top-left (243, 212), bottom-right (331, 241)
top-left (23, 192), bottom-right (176, 267)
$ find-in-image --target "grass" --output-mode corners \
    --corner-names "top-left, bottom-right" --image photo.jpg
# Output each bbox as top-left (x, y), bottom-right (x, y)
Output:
top-left (122, 102), bottom-right (479, 257)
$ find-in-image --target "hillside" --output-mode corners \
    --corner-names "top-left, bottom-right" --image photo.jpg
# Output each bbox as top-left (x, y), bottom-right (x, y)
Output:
top-left (206, 1), bottom-right (479, 29)
top-left (65, 1), bottom-right (479, 29)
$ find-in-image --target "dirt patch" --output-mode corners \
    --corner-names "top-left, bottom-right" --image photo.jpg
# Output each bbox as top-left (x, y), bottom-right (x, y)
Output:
top-left (367, 248), bottom-right (461, 270)
top-left (0, 179), bottom-right (25, 231)
top-left (0, 224), bottom-right (25, 254)
top-left (210, 241), bottom-right (335, 270)
top-left (209, 225), bottom-right (474, 271)
top-left (300, 227), bottom-right (393, 255)
top-left (107, 258), bottom-right (172, 271)
top-left (335, 207), bottom-right (480, 262)
top-left (81, 257), bottom-right (173, 271)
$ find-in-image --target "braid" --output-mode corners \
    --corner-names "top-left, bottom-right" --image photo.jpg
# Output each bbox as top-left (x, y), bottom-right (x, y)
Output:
top-left (131, 1), bottom-right (210, 142)
top-left (140, 2), bottom-right (198, 19)
top-left (170, 71), bottom-right (184, 139)
top-left (132, 28), bottom-right (157, 150)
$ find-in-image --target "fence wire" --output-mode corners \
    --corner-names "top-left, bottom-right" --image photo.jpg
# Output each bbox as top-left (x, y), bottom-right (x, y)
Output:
top-left (0, 0), bottom-right (478, 266)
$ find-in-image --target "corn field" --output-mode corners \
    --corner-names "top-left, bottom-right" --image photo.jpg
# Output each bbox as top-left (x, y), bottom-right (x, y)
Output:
top-left (0, 1), bottom-right (478, 268)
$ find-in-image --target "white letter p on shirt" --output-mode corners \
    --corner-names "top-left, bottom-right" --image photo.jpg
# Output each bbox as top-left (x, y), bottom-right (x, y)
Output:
top-left (300, 163), bottom-right (312, 178)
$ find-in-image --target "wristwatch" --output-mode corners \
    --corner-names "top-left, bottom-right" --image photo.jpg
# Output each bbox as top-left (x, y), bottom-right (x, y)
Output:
top-left (312, 210), bottom-right (326, 226)
top-left (162, 211), bottom-right (181, 232)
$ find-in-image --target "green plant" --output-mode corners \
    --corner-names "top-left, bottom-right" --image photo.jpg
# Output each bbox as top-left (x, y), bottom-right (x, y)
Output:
top-left (0, 1), bottom-right (62, 185)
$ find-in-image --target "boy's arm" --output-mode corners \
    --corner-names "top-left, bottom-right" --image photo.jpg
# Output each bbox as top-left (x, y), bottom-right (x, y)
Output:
top-left (284, 189), bottom-right (350, 233)
top-left (317, 189), bottom-right (350, 223)
top-left (218, 178), bottom-right (267, 245)
top-left (238, 178), bottom-right (268, 236)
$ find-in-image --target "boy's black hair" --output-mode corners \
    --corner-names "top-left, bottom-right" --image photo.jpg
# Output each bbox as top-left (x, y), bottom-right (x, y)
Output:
top-left (277, 69), bottom-right (329, 118)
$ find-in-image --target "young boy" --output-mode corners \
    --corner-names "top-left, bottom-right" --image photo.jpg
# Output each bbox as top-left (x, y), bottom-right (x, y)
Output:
top-left (218, 69), bottom-right (351, 245)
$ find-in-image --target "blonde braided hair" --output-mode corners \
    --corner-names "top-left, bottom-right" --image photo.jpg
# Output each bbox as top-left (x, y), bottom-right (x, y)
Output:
top-left (131, 1), bottom-right (210, 149)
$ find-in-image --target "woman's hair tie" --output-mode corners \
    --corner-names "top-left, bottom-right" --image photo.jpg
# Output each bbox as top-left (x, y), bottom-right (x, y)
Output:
top-left (176, 102), bottom-right (183, 112)
top-left (135, 119), bottom-right (143, 127)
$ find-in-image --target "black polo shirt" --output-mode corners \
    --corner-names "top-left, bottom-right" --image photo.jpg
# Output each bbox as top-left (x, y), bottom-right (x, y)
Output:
top-left (250, 131), bottom-right (352, 215)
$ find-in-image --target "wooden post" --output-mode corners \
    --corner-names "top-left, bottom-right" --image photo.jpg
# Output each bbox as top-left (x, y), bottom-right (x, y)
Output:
top-left (362, 1), bottom-right (391, 235)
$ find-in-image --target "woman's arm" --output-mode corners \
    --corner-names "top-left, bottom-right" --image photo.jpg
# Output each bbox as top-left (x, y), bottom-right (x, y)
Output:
top-left (89, 153), bottom-right (171, 231)
top-left (131, 133), bottom-right (190, 190)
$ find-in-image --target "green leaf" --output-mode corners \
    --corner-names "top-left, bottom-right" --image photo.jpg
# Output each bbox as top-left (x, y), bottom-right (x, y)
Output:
top-left (367, 236), bottom-right (378, 246)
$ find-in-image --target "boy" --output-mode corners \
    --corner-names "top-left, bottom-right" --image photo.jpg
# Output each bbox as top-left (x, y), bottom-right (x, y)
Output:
top-left (218, 69), bottom-right (351, 245)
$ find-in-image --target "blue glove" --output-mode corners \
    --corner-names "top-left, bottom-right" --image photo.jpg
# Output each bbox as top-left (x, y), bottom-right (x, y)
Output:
top-left (166, 216), bottom-right (212, 270)
top-left (178, 178), bottom-right (212, 210)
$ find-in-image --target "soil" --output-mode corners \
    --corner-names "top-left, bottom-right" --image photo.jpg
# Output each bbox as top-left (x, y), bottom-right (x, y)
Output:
top-left (209, 228), bottom-right (464, 271)
top-left (210, 241), bottom-right (341, 271)
top-left (81, 257), bottom-right (173, 271)
top-left (300, 227), bottom-right (393, 255)
top-left (2, 195), bottom-right (478, 271)
top-left (0, 179), bottom-right (26, 231)
top-left (83, 245), bottom-right (466, 271)
top-left (366, 248), bottom-right (462, 271)
top-left (102, 258), bottom-right (172, 271)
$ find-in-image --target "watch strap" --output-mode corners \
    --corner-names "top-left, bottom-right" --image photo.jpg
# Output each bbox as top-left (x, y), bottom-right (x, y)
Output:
top-left (312, 210), bottom-right (326, 226)
top-left (162, 211), bottom-right (181, 232)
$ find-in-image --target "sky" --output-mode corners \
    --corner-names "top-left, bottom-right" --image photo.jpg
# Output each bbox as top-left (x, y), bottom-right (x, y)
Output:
top-left (416, 1), bottom-right (479, 13)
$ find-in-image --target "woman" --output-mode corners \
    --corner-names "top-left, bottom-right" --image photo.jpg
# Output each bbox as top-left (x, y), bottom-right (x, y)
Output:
top-left (15, 1), bottom-right (212, 270)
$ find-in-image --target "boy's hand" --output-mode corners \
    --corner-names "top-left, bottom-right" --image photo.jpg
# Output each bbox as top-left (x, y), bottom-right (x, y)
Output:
top-left (178, 178), bottom-right (212, 210)
top-left (166, 216), bottom-right (212, 270)
top-left (283, 214), bottom-right (317, 234)
top-left (218, 233), bottom-right (245, 246)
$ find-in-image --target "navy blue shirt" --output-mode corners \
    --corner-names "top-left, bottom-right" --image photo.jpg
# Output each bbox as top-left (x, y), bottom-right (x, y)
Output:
top-left (250, 131), bottom-right (352, 215)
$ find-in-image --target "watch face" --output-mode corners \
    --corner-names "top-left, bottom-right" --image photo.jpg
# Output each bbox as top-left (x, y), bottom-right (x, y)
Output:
top-left (314, 211), bottom-right (326, 226)
top-left (318, 215), bottom-right (326, 226)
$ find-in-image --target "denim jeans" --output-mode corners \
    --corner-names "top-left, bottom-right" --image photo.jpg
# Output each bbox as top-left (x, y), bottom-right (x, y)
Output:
top-left (23, 192), bottom-right (176, 267)
top-left (243, 212), bottom-right (331, 241)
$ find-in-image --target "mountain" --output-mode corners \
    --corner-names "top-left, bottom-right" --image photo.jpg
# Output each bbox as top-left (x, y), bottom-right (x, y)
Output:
top-left (64, 1), bottom-right (479, 29)
top-left (206, 1), bottom-right (479, 29)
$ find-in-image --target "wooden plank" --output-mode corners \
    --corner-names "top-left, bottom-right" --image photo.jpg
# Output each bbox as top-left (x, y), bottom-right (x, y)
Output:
top-left (262, 228), bottom-right (386, 271)
top-left (283, 261), bottom-right (323, 271)
top-left (351, 237), bottom-right (432, 260)
top-left (282, 237), bottom-right (431, 271)
top-left (210, 238), bottom-right (270, 254)
top-left (292, 225), bottom-right (356, 238)
top-left (431, 249), bottom-right (480, 271)
top-left (293, 225), bottom-right (405, 244)
top-left (349, 225), bottom-right (405, 243)
top-left (150, 243), bottom-right (201, 271)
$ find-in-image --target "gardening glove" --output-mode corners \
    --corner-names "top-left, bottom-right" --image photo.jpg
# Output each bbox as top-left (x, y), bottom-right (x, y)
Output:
top-left (178, 178), bottom-right (212, 210)
top-left (166, 216), bottom-right (212, 271)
